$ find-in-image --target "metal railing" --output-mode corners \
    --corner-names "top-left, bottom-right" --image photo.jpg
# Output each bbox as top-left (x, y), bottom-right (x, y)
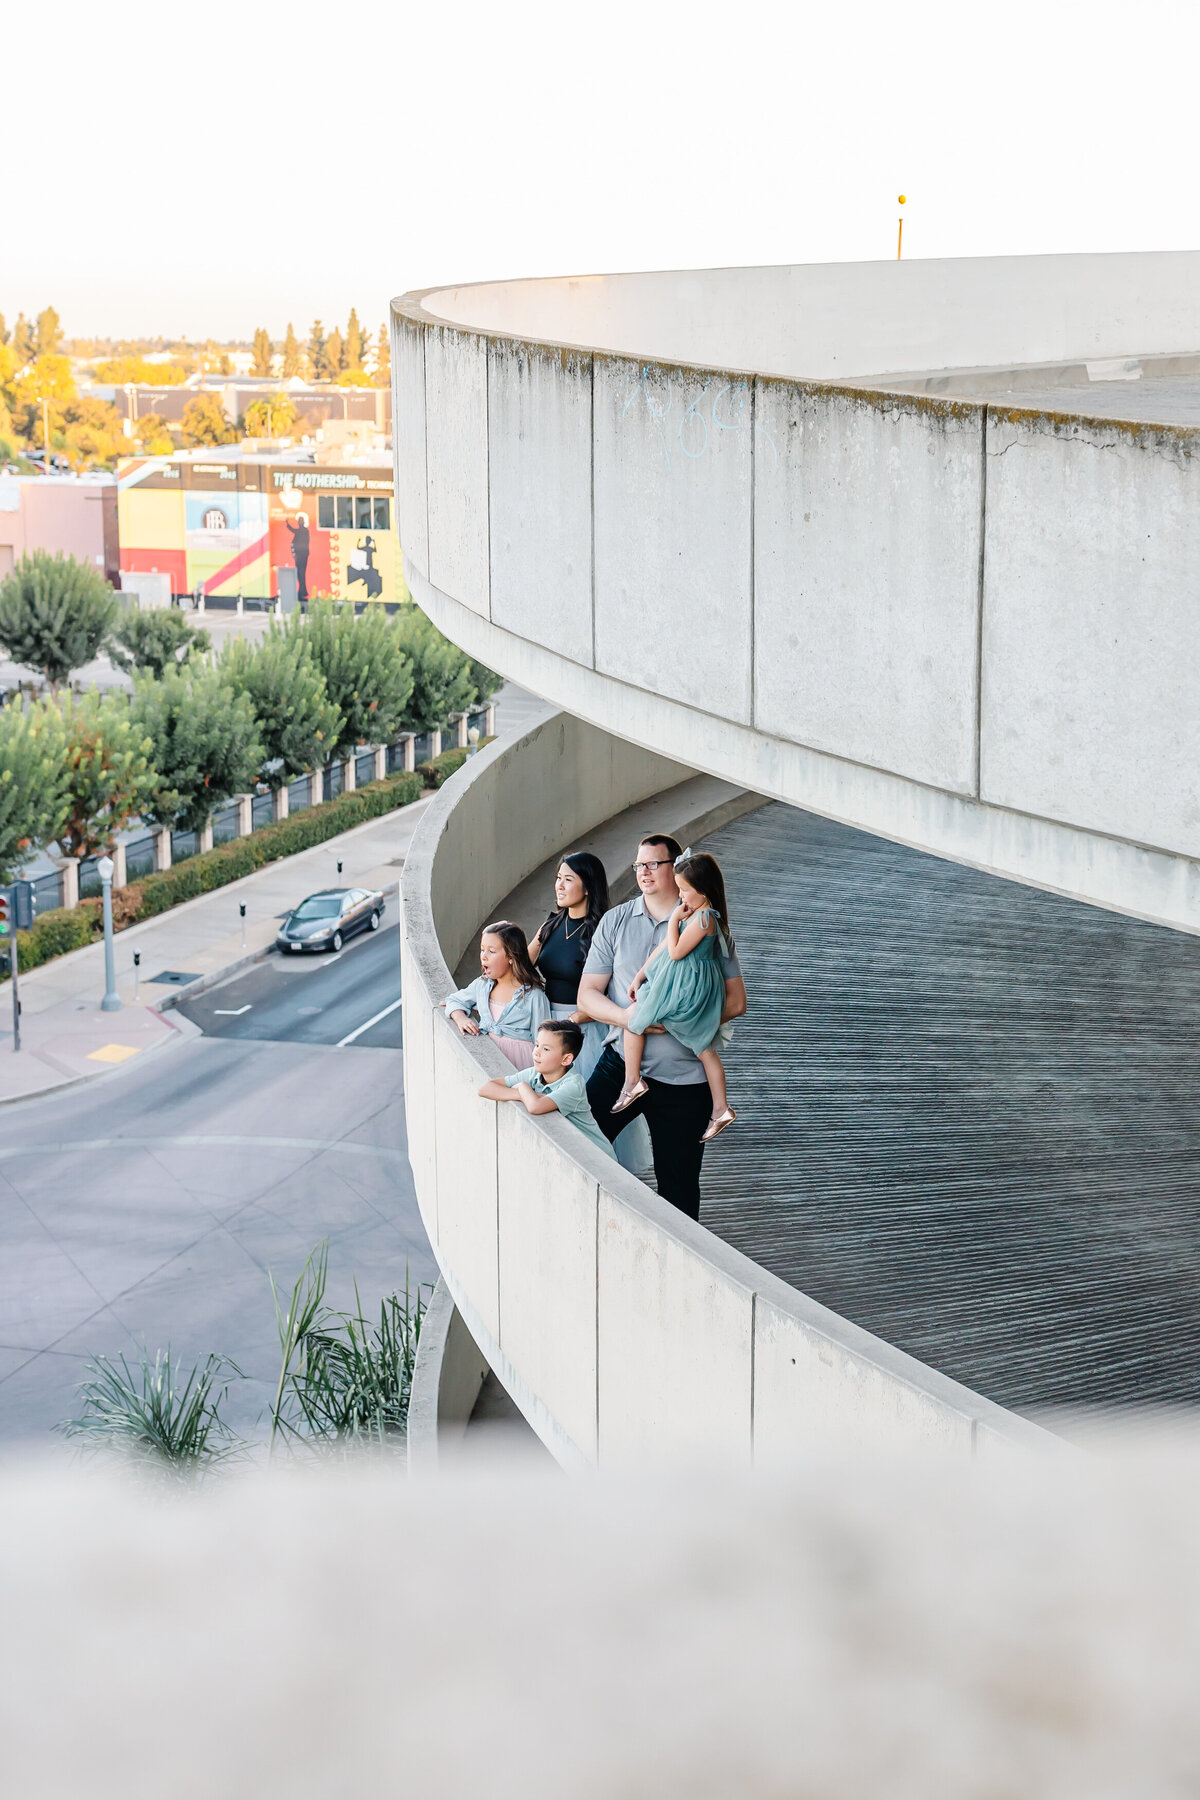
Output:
top-left (22, 703), bottom-right (496, 906)
top-left (212, 804), bottom-right (240, 846)
top-left (287, 774), bottom-right (312, 814)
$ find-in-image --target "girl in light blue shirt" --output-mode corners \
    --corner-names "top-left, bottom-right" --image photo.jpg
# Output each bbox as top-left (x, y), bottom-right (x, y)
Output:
top-left (444, 919), bottom-right (552, 1068)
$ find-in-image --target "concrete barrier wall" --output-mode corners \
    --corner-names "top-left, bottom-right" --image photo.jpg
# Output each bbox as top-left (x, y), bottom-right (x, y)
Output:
top-left (400, 711), bottom-right (1048, 1467)
top-left (392, 261), bottom-right (1200, 935)
top-left (411, 250), bottom-right (1200, 382)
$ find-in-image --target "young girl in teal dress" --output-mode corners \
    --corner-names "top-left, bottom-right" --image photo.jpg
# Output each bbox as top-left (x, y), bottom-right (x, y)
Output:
top-left (612, 851), bottom-right (737, 1142)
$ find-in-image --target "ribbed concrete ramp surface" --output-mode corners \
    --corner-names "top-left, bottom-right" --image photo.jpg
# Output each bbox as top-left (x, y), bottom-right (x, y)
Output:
top-left (699, 803), bottom-right (1200, 1418)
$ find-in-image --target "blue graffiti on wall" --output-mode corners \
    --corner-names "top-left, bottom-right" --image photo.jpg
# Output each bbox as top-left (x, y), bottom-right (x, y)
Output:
top-left (621, 368), bottom-right (777, 472)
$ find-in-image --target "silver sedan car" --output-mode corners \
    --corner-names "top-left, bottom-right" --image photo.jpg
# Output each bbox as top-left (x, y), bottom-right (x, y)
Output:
top-left (276, 886), bottom-right (386, 954)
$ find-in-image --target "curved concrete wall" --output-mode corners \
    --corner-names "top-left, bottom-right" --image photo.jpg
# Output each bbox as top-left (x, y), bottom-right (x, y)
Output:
top-left (414, 251), bottom-right (1200, 382)
top-left (392, 254), bottom-right (1200, 935)
top-left (400, 711), bottom-right (1048, 1467)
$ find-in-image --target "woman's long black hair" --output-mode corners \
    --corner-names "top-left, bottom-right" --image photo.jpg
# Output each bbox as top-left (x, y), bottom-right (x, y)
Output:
top-left (535, 852), bottom-right (610, 953)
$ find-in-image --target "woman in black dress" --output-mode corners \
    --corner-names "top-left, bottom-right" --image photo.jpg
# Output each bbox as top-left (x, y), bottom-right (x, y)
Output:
top-left (529, 852), bottom-right (609, 1081)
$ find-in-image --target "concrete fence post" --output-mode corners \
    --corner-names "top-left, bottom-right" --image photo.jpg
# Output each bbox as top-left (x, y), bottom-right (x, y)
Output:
top-left (198, 817), bottom-right (214, 855)
top-left (109, 842), bottom-right (127, 889)
top-left (430, 728), bottom-right (443, 760)
top-left (343, 756), bottom-right (356, 793)
top-left (235, 794), bottom-right (253, 837)
top-left (56, 857), bottom-right (80, 911)
top-left (403, 734), bottom-right (416, 774)
top-left (153, 829), bottom-right (172, 874)
top-left (373, 745), bottom-right (387, 781)
top-left (273, 783), bottom-right (290, 823)
top-left (456, 714), bottom-right (469, 749)
top-left (485, 704), bottom-right (496, 737)
top-left (310, 766), bottom-right (325, 806)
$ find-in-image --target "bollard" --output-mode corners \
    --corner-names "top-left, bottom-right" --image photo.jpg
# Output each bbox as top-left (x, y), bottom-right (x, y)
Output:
top-left (239, 902), bottom-right (246, 950)
top-left (133, 950), bottom-right (141, 1002)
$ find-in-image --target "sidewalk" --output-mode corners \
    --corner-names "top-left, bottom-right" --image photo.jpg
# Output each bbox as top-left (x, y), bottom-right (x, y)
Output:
top-left (0, 793), bottom-right (433, 1103)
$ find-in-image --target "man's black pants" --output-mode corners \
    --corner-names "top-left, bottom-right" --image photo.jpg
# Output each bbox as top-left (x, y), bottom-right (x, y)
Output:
top-left (586, 1045), bottom-right (711, 1222)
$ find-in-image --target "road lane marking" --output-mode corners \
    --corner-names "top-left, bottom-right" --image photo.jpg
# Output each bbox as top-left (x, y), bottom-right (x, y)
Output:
top-left (0, 1135), bottom-right (408, 1163)
top-left (213, 1005), bottom-right (252, 1016)
top-left (337, 997), bottom-right (403, 1047)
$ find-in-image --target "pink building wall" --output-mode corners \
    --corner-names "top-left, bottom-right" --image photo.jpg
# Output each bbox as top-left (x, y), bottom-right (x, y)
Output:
top-left (0, 480), bottom-right (119, 585)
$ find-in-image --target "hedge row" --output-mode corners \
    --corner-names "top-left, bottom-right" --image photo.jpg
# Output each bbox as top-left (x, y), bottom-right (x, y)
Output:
top-left (7, 769), bottom-right (425, 981)
top-left (7, 741), bottom-right (491, 983)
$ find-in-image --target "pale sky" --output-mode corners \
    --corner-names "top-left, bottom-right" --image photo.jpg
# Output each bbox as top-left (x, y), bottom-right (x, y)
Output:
top-left (7, 0), bottom-right (1198, 342)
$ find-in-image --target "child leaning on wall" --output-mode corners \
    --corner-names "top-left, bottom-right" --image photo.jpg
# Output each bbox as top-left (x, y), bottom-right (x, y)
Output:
top-left (478, 1020), bottom-right (615, 1159)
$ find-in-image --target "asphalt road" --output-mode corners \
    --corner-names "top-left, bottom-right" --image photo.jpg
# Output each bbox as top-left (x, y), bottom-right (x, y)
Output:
top-left (179, 922), bottom-right (404, 1048)
top-left (0, 919), bottom-right (430, 1446)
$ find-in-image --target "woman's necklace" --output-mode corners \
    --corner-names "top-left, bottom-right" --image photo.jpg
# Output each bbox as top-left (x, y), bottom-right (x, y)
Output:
top-left (562, 912), bottom-right (587, 942)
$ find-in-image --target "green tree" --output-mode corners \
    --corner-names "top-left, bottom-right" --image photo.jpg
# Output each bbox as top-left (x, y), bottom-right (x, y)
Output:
top-left (180, 393), bottom-right (236, 446)
top-left (0, 700), bottom-right (69, 882)
top-left (0, 552), bottom-right (117, 693)
top-left (372, 324), bottom-right (390, 384)
top-left (36, 306), bottom-right (63, 357)
top-left (281, 322), bottom-right (302, 379)
top-left (251, 327), bottom-right (273, 377)
top-left (134, 411), bottom-right (176, 455)
top-left (344, 308), bottom-right (365, 374)
top-left (11, 314), bottom-right (34, 365)
top-left (222, 627), bottom-right (342, 787)
top-left (108, 608), bottom-right (211, 679)
top-left (57, 690), bottom-right (158, 859)
top-left (323, 327), bottom-right (344, 379)
top-left (242, 392), bottom-right (297, 438)
top-left (299, 599), bottom-right (413, 758)
top-left (95, 355), bottom-right (188, 386)
top-left (61, 396), bottom-right (126, 470)
top-left (130, 664), bottom-right (263, 833)
top-left (393, 605), bottom-right (478, 732)
top-left (10, 352), bottom-right (76, 443)
top-left (306, 321), bottom-right (326, 381)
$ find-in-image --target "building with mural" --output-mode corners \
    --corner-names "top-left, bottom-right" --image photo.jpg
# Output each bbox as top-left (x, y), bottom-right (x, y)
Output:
top-left (116, 450), bottom-right (401, 606)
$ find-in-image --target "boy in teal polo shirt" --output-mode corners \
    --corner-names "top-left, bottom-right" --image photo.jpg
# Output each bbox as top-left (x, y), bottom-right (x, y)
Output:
top-left (478, 1020), bottom-right (615, 1160)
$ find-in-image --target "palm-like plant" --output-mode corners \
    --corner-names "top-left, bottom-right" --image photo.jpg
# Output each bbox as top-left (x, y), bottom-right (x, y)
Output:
top-left (269, 1243), bottom-right (425, 1454)
top-left (60, 1348), bottom-right (243, 1481)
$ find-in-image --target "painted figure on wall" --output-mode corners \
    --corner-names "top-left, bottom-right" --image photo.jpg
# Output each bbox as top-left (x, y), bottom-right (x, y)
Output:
top-left (347, 533), bottom-right (382, 599)
top-left (285, 514), bottom-right (310, 603)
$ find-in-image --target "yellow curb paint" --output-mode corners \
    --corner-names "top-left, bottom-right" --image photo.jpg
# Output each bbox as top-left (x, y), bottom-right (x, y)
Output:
top-left (86, 1044), bottom-right (142, 1065)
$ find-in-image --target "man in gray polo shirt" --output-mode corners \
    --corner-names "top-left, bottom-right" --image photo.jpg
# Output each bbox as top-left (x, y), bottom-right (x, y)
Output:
top-left (578, 832), bottom-right (746, 1221)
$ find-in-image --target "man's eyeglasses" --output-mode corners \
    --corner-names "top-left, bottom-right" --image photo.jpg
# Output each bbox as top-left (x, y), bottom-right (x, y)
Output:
top-left (633, 859), bottom-right (672, 874)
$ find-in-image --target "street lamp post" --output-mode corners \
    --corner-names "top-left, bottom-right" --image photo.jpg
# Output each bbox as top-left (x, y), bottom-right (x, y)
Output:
top-left (97, 856), bottom-right (121, 1012)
